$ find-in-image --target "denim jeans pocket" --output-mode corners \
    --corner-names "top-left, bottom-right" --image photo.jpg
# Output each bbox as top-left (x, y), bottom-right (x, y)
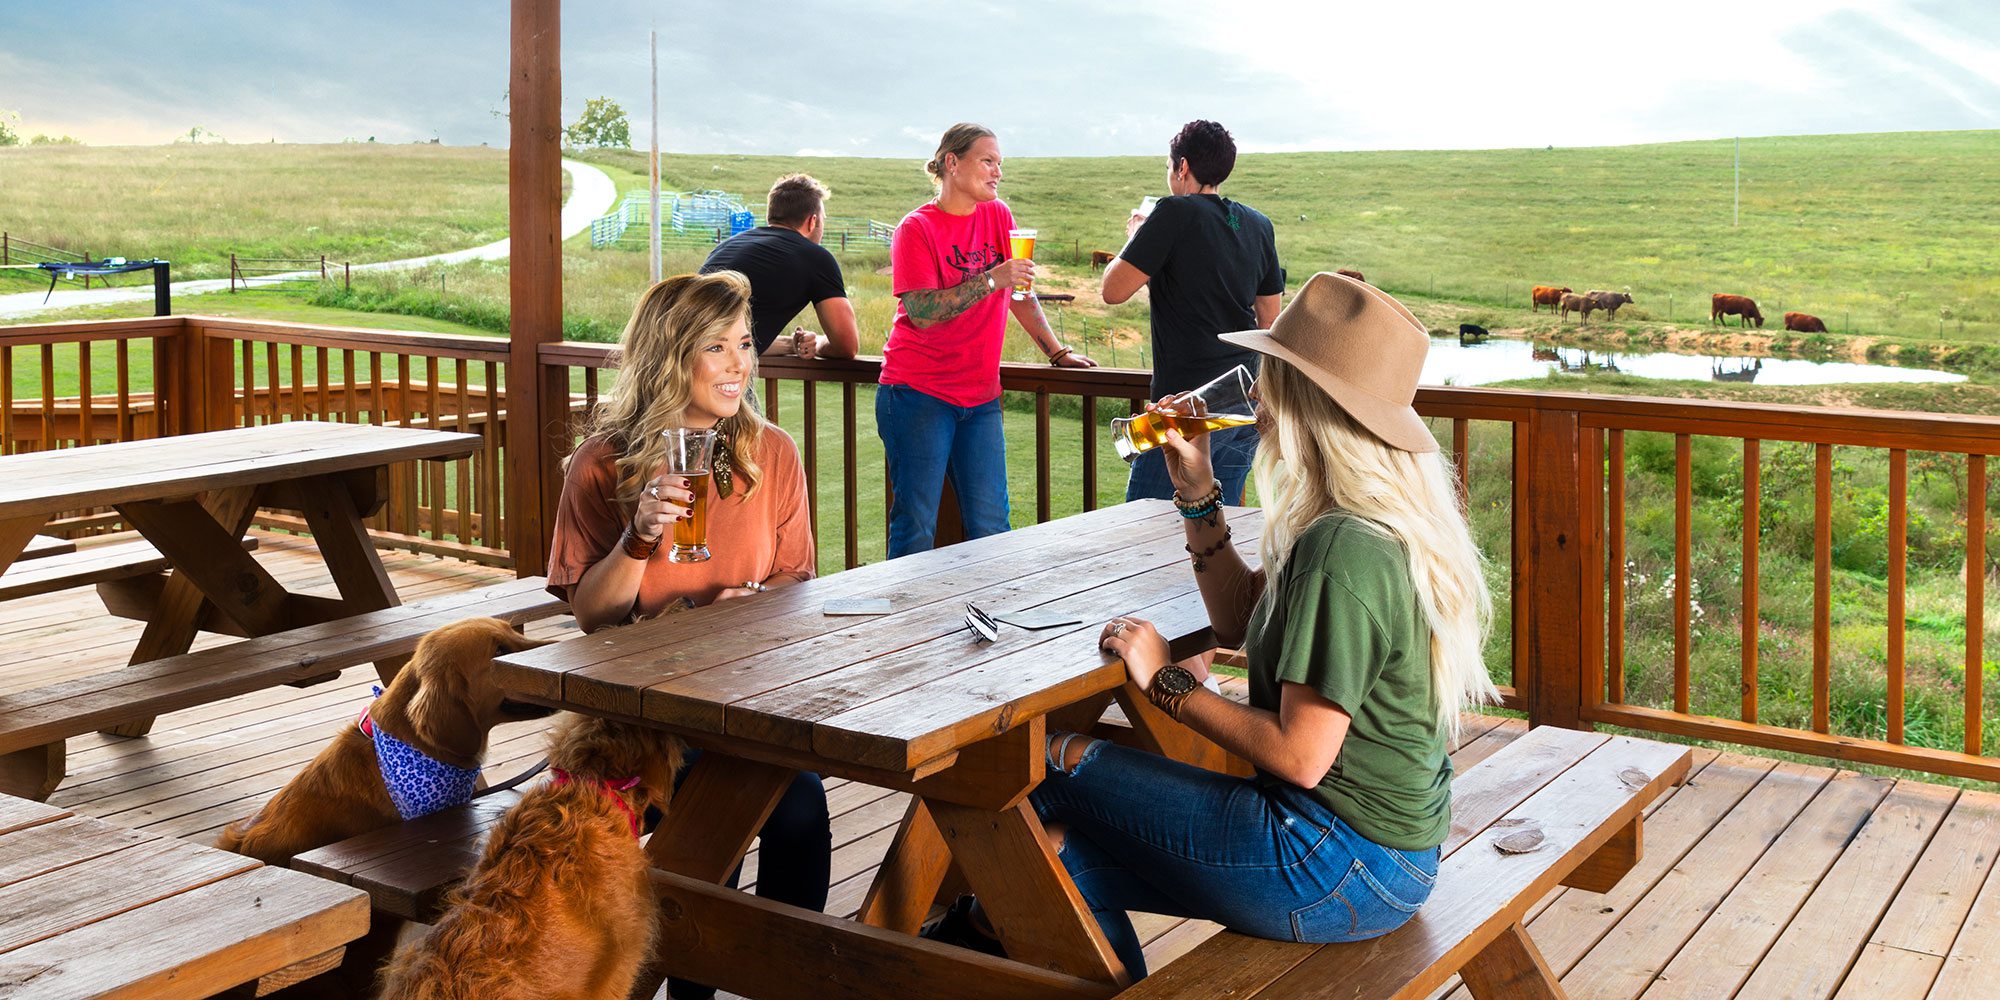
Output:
top-left (1386, 846), bottom-right (1439, 887)
top-left (1289, 859), bottom-right (1425, 943)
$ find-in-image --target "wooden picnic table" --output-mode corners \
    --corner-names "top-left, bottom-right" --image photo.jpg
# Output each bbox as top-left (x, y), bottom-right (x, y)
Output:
top-left (493, 499), bottom-right (1255, 1000)
top-left (0, 421), bottom-right (477, 672)
top-left (0, 792), bottom-right (370, 999)
top-left (0, 422), bottom-right (478, 798)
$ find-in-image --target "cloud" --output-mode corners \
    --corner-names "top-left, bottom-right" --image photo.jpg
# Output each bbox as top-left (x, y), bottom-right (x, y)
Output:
top-left (1, 0), bottom-right (1995, 152)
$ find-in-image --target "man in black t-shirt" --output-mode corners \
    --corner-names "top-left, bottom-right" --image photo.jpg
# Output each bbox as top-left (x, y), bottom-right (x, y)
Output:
top-left (1103, 120), bottom-right (1284, 505)
top-left (700, 173), bottom-right (860, 359)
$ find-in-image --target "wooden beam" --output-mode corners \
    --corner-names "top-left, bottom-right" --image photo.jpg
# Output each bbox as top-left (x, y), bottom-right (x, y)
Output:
top-left (506, 0), bottom-right (566, 578)
top-left (1526, 408), bottom-right (1587, 730)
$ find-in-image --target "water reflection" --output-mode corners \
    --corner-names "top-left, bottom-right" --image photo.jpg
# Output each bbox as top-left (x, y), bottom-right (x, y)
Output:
top-left (1423, 337), bottom-right (1964, 387)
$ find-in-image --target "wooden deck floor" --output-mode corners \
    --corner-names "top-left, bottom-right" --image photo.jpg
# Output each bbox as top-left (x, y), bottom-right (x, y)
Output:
top-left (9, 535), bottom-right (2000, 999)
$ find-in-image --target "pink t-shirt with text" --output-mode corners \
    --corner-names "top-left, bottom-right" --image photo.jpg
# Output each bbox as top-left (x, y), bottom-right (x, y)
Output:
top-left (880, 198), bottom-right (1016, 407)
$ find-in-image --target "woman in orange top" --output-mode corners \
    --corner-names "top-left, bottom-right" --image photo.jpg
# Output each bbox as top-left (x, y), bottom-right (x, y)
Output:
top-left (546, 270), bottom-right (826, 1000)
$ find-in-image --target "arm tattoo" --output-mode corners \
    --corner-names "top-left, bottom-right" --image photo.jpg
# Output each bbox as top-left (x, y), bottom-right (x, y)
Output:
top-left (902, 270), bottom-right (993, 325)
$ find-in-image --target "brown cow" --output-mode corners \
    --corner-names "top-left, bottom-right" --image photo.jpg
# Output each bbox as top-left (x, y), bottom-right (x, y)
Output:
top-left (1712, 294), bottom-right (1764, 327)
top-left (1784, 311), bottom-right (1827, 333)
top-left (1587, 290), bottom-right (1635, 318)
top-left (1335, 268), bottom-right (1366, 283)
top-left (1090, 249), bottom-right (1116, 270)
top-left (1532, 285), bottom-right (1572, 312)
top-left (1559, 292), bottom-right (1595, 323)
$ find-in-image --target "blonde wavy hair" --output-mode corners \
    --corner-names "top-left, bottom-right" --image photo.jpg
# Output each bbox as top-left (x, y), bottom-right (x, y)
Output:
top-left (1252, 357), bottom-right (1496, 743)
top-left (923, 123), bottom-right (995, 190)
top-left (588, 271), bottom-right (767, 503)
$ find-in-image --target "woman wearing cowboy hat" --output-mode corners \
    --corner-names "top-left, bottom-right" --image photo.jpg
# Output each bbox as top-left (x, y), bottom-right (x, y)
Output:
top-left (929, 272), bottom-right (1495, 980)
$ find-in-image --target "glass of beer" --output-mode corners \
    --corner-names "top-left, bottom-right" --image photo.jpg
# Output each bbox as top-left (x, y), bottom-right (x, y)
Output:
top-left (1112, 364), bottom-right (1258, 462)
top-left (661, 427), bottom-right (717, 563)
top-left (1008, 228), bottom-right (1036, 301)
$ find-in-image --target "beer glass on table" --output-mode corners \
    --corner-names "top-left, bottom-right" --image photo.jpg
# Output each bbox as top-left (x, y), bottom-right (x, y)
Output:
top-left (1008, 228), bottom-right (1036, 300)
top-left (1111, 364), bottom-right (1258, 462)
top-left (661, 428), bottom-right (717, 563)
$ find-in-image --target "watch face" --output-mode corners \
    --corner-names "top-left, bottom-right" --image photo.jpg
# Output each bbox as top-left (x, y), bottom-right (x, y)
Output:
top-left (1156, 666), bottom-right (1198, 697)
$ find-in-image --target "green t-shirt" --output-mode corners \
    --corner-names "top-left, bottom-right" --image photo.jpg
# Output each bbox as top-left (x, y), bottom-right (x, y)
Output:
top-left (1245, 512), bottom-right (1450, 851)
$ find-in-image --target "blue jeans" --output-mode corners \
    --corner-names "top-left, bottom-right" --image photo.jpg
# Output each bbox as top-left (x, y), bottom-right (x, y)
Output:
top-left (665, 749), bottom-right (831, 1000)
top-left (1029, 739), bottom-right (1437, 981)
top-left (1125, 424), bottom-right (1258, 505)
top-left (877, 383), bottom-right (1011, 558)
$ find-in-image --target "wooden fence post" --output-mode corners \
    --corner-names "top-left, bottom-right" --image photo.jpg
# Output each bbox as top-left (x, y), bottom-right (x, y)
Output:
top-left (1524, 407), bottom-right (1590, 730)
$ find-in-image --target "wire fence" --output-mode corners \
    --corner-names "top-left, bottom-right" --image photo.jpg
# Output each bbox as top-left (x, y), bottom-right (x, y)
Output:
top-left (229, 253), bottom-right (351, 292)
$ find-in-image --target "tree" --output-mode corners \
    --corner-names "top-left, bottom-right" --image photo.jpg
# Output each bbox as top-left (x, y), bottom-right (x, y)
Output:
top-left (564, 97), bottom-right (630, 149)
top-left (0, 110), bottom-right (20, 147)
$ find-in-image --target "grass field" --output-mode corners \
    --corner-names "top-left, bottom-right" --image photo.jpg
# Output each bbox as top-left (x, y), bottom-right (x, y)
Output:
top-left (10, 130), bottom-right (1997, 354)
top-left (0, 143), bottom-right (508, 286)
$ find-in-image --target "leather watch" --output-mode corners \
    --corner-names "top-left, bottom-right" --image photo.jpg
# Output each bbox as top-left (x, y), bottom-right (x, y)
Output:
top-left (1148, 664), bottom-right (1199, 719)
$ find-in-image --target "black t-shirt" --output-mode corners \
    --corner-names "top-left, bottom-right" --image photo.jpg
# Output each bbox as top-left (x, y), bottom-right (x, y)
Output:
top-left (699, 227), bottom-right (847, 353)
top-left (1119, 194), bottom-right (1285, 397)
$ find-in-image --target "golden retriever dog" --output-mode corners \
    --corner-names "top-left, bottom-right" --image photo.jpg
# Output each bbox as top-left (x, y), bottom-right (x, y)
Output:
top-left (215, 616), bottom-right (557, 865)
top-left (377, 713), bottom-right (684, 1000)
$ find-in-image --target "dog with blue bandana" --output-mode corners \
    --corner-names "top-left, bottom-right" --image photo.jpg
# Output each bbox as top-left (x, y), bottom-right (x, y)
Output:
top-left (215, 617), bottom-right (558, 866)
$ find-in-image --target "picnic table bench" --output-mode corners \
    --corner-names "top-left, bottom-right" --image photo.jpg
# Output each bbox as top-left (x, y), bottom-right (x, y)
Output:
top-left (0, 791), bottom-right (370, 999)
top-left (0, 422), bottom-right (573, 801)
top-left (0, 532), bottom-right (256, 604)
top-left (0, 574), bottom-right (567, 800)
top-left (1115, 725), bottom-right (1692, 999)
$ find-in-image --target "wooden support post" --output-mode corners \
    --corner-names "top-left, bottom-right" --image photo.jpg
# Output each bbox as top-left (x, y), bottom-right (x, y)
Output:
top-left (1525, 409), bottom-right (1588, 731)
top-left (1559, 814), bottom-right (1642, 893)
top-left (505, 0), bottom-right (567, 578)
top-left (1459, 921), bottom-right (1566, 1000)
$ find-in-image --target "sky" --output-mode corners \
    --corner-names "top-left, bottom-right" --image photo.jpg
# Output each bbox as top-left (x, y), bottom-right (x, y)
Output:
top-left (2, 0), bottom-right (1997, 155)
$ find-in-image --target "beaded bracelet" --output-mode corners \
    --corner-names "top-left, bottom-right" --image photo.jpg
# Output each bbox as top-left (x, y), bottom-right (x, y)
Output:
top-left (1186, 527), bottom-right (1232, 572)
top-left (1173, 480), bottom-right (1223, 525)
top-left (1173, 480), bottom-right (1222, 515)
top-left (620, 525), bottom-right (661, 561)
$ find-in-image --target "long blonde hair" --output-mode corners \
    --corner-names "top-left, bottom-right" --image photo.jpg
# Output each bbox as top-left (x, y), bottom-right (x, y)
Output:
top-left (1253, 357), bottom-right (1495, 742)
top-left (588, 271), bottom-right (767, 502)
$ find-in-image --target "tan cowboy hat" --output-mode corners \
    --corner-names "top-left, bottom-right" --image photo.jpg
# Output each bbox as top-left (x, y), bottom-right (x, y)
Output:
top-left (1218, 271), bottom-right (1436, 452)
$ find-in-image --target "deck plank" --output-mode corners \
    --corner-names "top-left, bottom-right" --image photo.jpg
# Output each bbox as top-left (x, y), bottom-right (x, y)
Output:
top-left (1836, 790), bottom-right (2000, 999)
top-left (1558, 760), bottom-right (1833, 997)
top-left (1641, 770), bottom-right (1894, 998)
top-left (1739, 780), bottom-right (1959, 999)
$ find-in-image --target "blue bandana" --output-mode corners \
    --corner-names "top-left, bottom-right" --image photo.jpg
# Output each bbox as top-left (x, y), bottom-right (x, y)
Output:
top-left (361, 687), bottom-right (481, 821)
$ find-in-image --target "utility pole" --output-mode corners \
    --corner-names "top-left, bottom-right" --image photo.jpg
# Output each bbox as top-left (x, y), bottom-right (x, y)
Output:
top-left (649, 27), bottom-right (662, 282)
top-left (1734, 136), bottom-right (1740, 228)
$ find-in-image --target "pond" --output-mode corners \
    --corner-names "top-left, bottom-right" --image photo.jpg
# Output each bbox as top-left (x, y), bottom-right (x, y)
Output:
top-left (1424, 336), bottom-right (1966, 387)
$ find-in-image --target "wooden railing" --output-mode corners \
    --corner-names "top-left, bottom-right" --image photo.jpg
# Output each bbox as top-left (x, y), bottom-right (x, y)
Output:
top-left (0, 316), bottom-right (513, 564)
top-left (6, 314), bottom-right (1997, 781)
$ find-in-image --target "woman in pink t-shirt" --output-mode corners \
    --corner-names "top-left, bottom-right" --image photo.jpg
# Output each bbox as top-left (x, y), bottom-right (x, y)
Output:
top-left (878, 122), bottom-right (1097, 558)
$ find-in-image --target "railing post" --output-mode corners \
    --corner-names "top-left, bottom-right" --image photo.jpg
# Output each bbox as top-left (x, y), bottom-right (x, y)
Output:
top-left (1524, 407), bottom-right (1589, 730)
top-left (505, 0), bottom-right (567, 578)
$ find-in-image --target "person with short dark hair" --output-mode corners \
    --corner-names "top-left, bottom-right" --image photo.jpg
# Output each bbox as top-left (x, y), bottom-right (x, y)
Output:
top-left (1103, 119), bottom-right (1284, 506)
top-left (700, 173), bottom-right (860, 360)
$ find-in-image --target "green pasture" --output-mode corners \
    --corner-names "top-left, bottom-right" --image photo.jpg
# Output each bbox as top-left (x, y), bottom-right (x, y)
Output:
top-left (0, 143), bottom-right (510, 288)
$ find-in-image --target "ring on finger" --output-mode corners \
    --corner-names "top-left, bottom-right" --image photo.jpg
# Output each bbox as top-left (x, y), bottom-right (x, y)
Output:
top-left (647, 484), bottom-right (661, 499)
top-left (1110, 621), bottom-right (1128, 635)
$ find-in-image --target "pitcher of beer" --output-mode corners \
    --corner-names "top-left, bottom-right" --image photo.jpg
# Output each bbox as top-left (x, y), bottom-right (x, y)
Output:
top-left (1112, 365), bottom-right (1258, 462)
top-left (1008, 228), bottom-right (1036, 300)
top-left (661, 427), bottom-right (717, 562)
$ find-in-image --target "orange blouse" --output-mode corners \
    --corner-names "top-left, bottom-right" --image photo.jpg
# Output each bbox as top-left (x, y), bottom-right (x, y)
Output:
top-left (546, 427), bottom-right (815, 620)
